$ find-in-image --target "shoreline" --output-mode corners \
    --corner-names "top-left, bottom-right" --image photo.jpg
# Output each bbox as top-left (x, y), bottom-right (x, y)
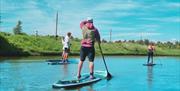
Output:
top-left (1, 32), bottom-right (180, 58)
top-left (0, 53), bottom-right (179, 61)
top-left (0, 52), bottom-right (180, 57)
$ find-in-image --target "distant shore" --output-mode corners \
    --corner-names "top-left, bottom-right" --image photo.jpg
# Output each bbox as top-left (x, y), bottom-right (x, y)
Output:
top-left (1, 52), bottom-right (180, 57)
top-left (0, 32), bottom-right (180, 57)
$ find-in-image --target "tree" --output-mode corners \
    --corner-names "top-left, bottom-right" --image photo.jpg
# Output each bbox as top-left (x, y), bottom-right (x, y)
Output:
top-left (115, 40), bottom-right (122, 43)
top-left (157, 41), bottom-right (163, 47)
top-left (175, 41), bottom-right (180, 49)
top-left (165, 41), bottom-right (174, 49)
top-left (102, 39), bottom-right (107, 43)
top-left (13, 20), bottom-right (22, 35)
top-left (128, 40), bottom-right (135, 43)
top-left (144, 39), bottom-right (149, 45)
top-left (136, 40), bottom-right (144, 45)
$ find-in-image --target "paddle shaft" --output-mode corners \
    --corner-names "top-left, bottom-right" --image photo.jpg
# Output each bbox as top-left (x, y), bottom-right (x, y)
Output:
top-left (155, 52), bottom-right (163, 65)
top-left (98, 43), bottom-right (110, 74)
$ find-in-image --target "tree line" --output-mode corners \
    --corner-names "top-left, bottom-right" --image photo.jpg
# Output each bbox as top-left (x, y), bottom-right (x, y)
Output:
top-left (101, 39), bottom-right (180, 49)
top-left (9, 20), bottom-right (180, 49)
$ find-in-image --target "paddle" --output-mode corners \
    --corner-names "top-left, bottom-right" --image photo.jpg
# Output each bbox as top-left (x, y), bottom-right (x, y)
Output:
top-left (98, 43), bottom-right (112, 79)
top-left (154, 52), bottom-right (163, 66)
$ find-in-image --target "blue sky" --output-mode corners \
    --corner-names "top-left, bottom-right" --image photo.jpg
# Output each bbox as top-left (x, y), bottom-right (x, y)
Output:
top-left (0, 0), bottom-right (180, 42)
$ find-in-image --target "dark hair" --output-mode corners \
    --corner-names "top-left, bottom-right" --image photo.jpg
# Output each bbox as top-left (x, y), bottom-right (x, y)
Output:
top-left (87, 20), bottom-right (93, 23)
top-left (67, 32), bottom-right (71, 36)
top-left (149, 42), bottom-right (155, 46)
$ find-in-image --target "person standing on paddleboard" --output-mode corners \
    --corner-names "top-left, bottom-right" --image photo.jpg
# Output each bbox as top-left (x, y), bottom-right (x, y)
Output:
top-left (77, 17), bottom-right (101, 79)
top-left (62, 32), bottom-right (72, 63)
top-left (147, 42), bottom-right (155, 64)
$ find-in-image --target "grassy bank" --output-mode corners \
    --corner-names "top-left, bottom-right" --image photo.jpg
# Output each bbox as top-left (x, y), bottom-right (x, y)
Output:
top-left (0, 32), bottom-right (180, 56)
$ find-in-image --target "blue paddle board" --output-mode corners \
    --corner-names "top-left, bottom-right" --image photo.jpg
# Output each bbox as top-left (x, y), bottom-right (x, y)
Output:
top-left (52, 71), bottom-right (107, 88)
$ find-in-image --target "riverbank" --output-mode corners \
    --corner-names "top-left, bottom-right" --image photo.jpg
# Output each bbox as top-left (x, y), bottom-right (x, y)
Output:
top-left (0, 32), bottom-right (180, 57)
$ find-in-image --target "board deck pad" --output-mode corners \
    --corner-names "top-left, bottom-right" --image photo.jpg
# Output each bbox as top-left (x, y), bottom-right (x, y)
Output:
top-left (59, 75), bottom-right (90, 84)
top-left (52, 71), bottom-right (107, 88)
top-left (143, 63), bottom-right (156, 66)
top-left (46, 59), bottom-right (77, 65)
top-left (47, 61), bottom-right (70, 65)
top-left (46, 59), bottom-right (65, 62)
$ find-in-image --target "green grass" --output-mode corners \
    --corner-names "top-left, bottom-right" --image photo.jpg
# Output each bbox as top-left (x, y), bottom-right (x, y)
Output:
top-left (0, 32), bottom-right (180, 56)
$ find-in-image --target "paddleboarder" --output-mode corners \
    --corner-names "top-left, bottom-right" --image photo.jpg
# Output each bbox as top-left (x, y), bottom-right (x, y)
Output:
top-left (77, 17), bottom-right (101, 79)
top-left (62, 32), bottom-right (72, 63)
top-left (147, 42), bottom-right (155, 64)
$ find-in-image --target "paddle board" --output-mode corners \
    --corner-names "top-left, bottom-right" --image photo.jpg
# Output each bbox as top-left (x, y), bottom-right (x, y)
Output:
top-left (52, 71), bottom-right (107, 88)
top-left (46, 59), bottom-right (63, 62)
top-left (46, 59), bottom-right (77, 65)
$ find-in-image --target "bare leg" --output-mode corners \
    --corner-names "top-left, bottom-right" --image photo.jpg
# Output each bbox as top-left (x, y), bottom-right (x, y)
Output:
top-left (77, 61), bottom-right (83, 78)
top-left (151, 53), bottom-right (153, 64)
top-left (147, 52), bottom-right (150, 64)
top-left (64, 53), bottom-right (68, 62)
top-left (89, 61), bottom-right (94, 79)
top-left (66, 53), bottom-right (69, 61)
top-left (89, 62), bottom-right (94, 74)
top-left (62, 52), bottom-right (65, 62)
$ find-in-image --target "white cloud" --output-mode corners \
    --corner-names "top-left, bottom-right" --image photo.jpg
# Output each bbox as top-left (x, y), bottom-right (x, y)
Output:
top-left (95, 1), bottom-right (140, 12)
top-left (1, 0), bottom-right (179, 41)
top-left (101, 31), bottom-right (162, 41)
top-left (140, 17), bottom-right (180, 23)
top-left (136, 24), bottom-right (159, 30)
top-left (165, 2), bottom-right (180, 8)
top-left (1, 0), bottom-right (57, 34)
top-left (102, 32), bottom-right (161, 38)
top-left (95, 20), bottom-right (120, 25)
top-left (139, 1), bottom-right (180, 10)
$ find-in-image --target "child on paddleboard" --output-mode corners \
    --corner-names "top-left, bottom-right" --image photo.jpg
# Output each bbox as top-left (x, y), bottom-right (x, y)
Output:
top-left (62, 32), bottom-right (72, 63)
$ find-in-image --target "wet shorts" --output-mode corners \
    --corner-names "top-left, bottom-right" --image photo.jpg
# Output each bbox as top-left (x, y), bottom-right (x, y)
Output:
top-left (80, 46), bottom-right (95, 62)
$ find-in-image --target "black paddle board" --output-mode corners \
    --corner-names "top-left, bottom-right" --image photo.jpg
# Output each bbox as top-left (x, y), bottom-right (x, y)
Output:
top-left (143, 63), bottom-right (156, 66)
top-left (46, 59), bottom-right (77, 65)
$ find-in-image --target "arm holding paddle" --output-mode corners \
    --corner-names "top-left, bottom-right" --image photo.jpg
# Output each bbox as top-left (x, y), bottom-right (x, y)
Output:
top-left (98, 42), bottom-right (112, 79)
top-left (96, 30), bottom-right (112, 79)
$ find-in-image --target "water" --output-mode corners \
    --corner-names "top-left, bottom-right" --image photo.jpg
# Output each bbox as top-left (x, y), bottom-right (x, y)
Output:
top-left (0, 56), bottom-right (180, 91)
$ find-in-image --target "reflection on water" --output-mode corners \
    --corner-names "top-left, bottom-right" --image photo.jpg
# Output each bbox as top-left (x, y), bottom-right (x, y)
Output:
top-left (86, 85), bottom-right (94, 91)
top-left (63, 85), bottom-right (94, 91)
top-left (62, 64), bottom-right (68, 79)
top-left (71, 85), bottom-right (94, 91)
top-left (147, 66), bottom-right (153, 91)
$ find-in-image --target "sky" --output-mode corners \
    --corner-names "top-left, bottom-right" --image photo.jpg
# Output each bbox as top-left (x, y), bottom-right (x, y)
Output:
top-left (0, 0), bottom-right (180, 42)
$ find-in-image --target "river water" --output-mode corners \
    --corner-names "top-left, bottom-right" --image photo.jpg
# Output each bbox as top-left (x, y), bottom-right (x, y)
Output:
top-left (0, 56), bottom-right (180, 91)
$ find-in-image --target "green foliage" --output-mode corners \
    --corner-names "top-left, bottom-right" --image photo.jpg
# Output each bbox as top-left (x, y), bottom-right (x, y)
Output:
top-left (13, 20), bottom-right (26, 35)
top-left (0, 31), bottom-right (180, 56)
top-left (6, 35), bottom-right (62, 53)
top-left (0, 32), bottom-right (28, 56)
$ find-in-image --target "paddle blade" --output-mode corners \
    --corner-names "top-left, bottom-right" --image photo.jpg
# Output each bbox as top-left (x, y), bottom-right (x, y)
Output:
top-left (106, 72), bottom-right (112, 80)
